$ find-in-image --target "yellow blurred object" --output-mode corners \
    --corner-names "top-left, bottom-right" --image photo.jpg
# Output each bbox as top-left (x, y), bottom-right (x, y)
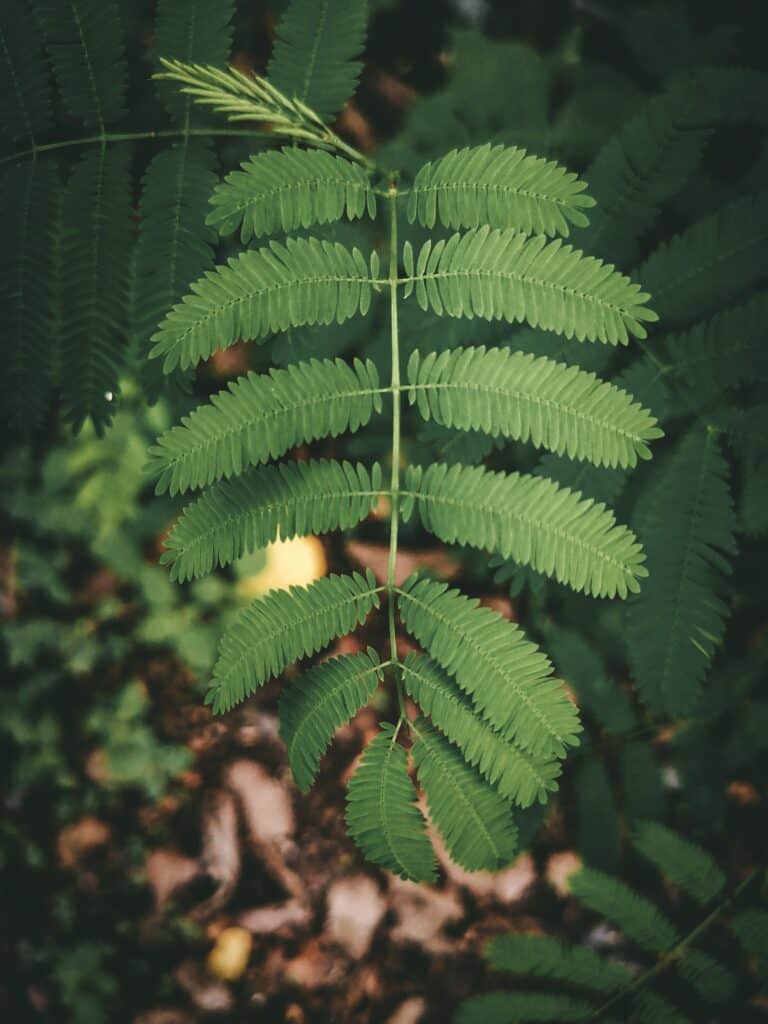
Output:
top-left (207, 926), bottom-right (253, 981)
top-left (236, 535), bottom-right (327, 598)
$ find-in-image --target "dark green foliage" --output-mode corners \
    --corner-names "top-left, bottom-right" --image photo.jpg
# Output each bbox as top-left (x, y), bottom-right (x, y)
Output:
top-left (59, 147), bottom-right (132, 433)
top-left (267, 0), bottom-right (367, 122)
top-left (630, 820), bottom-right (725, 903)
top-left (637, 192), bottom-right (768, 324)
top-left (133, 142), bottom-right (219, 390)
top-left (34, 0), bottom-right (127, 129)
top-left (627, 430), bottom-right (736, 714)
top-left (458, 831), bottom-right (760, 1023)
top-left (0, 0), bottom-right (51, 143)
top-left (1, 162), bottom-right (59, 431)
top-left (571, 867), bottom-right (679, 953)
top-left (153, 0), bottom-right (235, 123)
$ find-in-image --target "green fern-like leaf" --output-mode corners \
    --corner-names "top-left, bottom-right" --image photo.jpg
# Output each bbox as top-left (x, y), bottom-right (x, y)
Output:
top-left (133, 142), bottom-right (219, 391)
top-left (626, 429), bottom-right (736, 714)
top-left (678, 949), bottom-right (736, 1003)
top-left (578, 85), bottom-right (709, 266)
top-left (402, 654), bottom-right (560, 808)
top-left (631, 820), bottom-right (725, 904)
top-left (149, 357), bottom-right (383, 495)
top-left (59, 147), bottom-right (133, 434)
top-left (407, 144), bottom-right (595, 237)
top-left (280, 648), bottom-right (384, 791)
top-left (634, 991), bottom-right (690, 1024)
top-left (412, 721), bottom-right (519, 871)
top-left (163, 458), bottom-right (382, 581)
top-left (455, 991), bottom-right (593, 1023)
top-left (661, 292), bottom-right (768, 415)
top-left (154, 0), bottom-right (235, 124)
top-left (575, 758), bottom-right (621, 870)
top-left (570, 867), bottom-right (679, 953)
top-left (150, 236), bottom-right (376, 372)
top-left (34, 0), bottom-right (127, 128)
top-left (406, 347), bottom-right (662, 469)
top-left (404, 462), bottom-right (647, 599)
top-left (485, 933), bottom-right (630, 993)
top-left (346, 722), bottom-right (437, 882)
top-left (207, 147), bottom-right (376, 241)
top-left (397, 576), bottom-right (581, 758)
top-left (637, 192), bottom-right (768, 324)
top-left (403, 226), bottom-right (657, 345)
top-left (1, 162), bottom-right (59, 432)
top-left (207, 570), bottom-right (381, 713)
top-left (0, 0), bottom-right (51, 144)
top-left (267, 0), bottom-right (367, 122)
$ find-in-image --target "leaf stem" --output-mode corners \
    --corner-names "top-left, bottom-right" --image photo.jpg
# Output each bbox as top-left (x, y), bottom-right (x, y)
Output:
top-left (0, 127), bottom-right (267, 167)
top-left (386, 182), bottom-right (407, 719)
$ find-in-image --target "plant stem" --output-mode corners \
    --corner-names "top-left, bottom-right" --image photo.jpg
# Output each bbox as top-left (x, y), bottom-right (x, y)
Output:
top-left (386, 183), bottom-right (407, 718)
top-left (0, 127), bottom-right (270, 167)
top-left (590, 869), bottom-right (760, 1019)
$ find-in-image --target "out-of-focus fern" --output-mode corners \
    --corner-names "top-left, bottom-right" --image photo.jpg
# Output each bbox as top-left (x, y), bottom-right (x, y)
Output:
top-left (456, 826), bottom-right (761, 1022)
top-left (627, 429), bottom-right (736, 715)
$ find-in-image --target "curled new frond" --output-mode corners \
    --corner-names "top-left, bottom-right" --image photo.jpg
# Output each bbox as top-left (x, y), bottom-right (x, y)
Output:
top-left (149, 357), bottom-right (383, 495)
top-left (412, 721), bottom-right (519, 872)
top-left (346, 722), bottom-right (437, 883)
top-left (631, 821), bottom-right (726, 904)
top-left (207, 147), bottom-right (376, 242)
top-left (397, 576), bottom-right (581, 758)
top-left (280, 648), bottom-right (385, 792)
top-left (163, 459), bottom-right (382, 582)
top-left (207, 570), bottom-right (381, 713)
top-left (150, 236), bottom-right (376, 372)
top-left (402, 654), bottom-right (560, 807)
top-left (407, 346), bottom-right (662, 469)
top-left (402, 226), bottom-right (657, 344)
top-left (154, 57), bottom-right (319, 131)
top-left (407, 144), bottom-right (595, 237)
top-left (405, 463), bottom-right (647, 599)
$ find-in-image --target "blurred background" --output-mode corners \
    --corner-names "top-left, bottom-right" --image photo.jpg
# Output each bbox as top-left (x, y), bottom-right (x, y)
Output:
top-left (2, 1), bottom-right (767, 1021)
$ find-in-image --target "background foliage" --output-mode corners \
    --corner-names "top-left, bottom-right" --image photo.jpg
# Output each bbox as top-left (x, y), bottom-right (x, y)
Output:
top-left (1, 1), bottom-right (766, 1021)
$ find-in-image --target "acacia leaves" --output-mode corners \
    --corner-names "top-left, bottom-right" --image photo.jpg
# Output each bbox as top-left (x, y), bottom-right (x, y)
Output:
top-left (403, 226), bottom-right (657, 344)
